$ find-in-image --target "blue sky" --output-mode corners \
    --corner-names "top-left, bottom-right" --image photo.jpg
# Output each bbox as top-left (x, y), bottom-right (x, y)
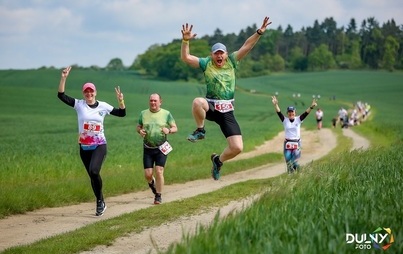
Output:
top-left (0, 0), bottom-right (401, 69)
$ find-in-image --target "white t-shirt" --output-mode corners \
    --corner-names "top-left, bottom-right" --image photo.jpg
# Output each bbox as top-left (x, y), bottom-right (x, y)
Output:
top-left (316, 110), bottom-right (323, 120)
top-left (74, 99), bottom-right (114, 146)
top-left (338, 108), bottom-right (347, 118)
top-left (283, 117), bottom-right (303, 140)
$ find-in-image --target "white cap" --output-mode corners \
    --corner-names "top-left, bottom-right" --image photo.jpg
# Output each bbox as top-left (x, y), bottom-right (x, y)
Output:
top-left (211, 42), bottom-right (227, 53)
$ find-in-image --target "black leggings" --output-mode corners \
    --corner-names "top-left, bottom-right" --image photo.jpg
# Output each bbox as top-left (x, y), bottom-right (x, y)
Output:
top-left (79, 144), bottom-right (107, 201)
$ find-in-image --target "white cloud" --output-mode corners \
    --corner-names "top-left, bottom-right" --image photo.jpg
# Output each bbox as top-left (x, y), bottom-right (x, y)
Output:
top-left (0, 0), bottom-right (401, 69)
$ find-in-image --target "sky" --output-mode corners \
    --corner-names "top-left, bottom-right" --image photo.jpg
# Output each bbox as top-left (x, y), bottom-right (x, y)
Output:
top-left (0, 0), bottom-right (402, 70)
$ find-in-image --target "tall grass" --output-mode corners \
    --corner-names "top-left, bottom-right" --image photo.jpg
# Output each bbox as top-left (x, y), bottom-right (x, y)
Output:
top-left (166, 143), bottom-right (403, 254)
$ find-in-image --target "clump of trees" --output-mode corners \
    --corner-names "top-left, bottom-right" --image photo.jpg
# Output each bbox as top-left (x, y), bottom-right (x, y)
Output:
top-left (130, 16), bottom-right (402, 80)
top-left (49, 16), bottom-right (401, 79)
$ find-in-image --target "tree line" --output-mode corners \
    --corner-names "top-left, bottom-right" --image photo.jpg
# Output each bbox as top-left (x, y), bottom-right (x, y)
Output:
top-left (103, 16), bottom-right (402, 81)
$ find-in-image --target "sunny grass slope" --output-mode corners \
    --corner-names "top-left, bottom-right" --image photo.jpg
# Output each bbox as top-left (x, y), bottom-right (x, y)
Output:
top-left (0, 69), bottom-right (402, 218)
top-left (0, 69), bottom-right (402, 252)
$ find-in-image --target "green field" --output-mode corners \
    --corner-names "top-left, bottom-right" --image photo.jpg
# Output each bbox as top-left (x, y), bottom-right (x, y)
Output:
top-left (0, 70), bottom-right (402, 253)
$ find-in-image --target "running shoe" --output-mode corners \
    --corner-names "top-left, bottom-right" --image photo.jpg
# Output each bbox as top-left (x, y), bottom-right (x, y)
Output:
top-left (154, 193), bottom-right (162, 205)
top-left (211, 153), bottom-right (222, 180)
top-left (148, 176), bottom-right (157, 195)
top-left (95, 200), bottom-right (107, 216)
top-left (286, 164), bottom-right (294, 174)
top-left (187, 128), bottom-right (205, 142)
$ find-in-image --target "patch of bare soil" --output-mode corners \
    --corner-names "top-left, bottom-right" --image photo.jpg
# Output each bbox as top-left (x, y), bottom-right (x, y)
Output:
top-left (0, 128), bottom-right (369, 253)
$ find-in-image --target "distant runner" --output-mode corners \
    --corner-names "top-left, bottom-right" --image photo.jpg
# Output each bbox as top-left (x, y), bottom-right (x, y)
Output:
top-left (271, 96), bottom-right (317, 173)
top-left (315, 108), bottom-right (324, 130)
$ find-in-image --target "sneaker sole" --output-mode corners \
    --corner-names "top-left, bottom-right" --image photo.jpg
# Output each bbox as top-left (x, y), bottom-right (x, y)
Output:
top-left (95, 205), bottom-right (107, 216)
top-left (187, 137), bottom-right (205, 142)
top-left (187, 138), bottom-right (196, 143)
top-left (211, 169), bottom-right (220, 180)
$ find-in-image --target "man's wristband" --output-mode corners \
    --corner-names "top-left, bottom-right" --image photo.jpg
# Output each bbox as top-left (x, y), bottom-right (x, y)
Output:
top-left (182, 39), bottom-right (189, 44)
top-left (256, 29), bottom-right (263, 35)
top-left (310, 106), bottom-right (314, 109)
top-left (119, 99), bottom-right (124, 104)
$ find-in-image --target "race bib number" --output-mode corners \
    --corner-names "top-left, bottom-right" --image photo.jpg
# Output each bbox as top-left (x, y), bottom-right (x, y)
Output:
top-left (83, 121), bottom-right (101, 134)
top-left (159, 141), bottom-right (173, 155)
top-left (214, 100), bottom-right (234, 113)
top-left (285, 142), bottom-right (299, 150)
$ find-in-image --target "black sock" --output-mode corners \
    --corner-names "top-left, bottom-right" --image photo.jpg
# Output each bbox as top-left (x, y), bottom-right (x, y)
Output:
top-left (214, 155), bottom-right (223, 166)
top-left (197, 127), bottom-right (205, 133)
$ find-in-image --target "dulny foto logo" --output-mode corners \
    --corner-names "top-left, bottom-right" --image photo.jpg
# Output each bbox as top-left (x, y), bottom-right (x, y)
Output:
top-left (346, 227), bottom-right (394, 250)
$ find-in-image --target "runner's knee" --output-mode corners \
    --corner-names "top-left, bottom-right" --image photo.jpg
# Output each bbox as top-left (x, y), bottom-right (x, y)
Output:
top-left (192, 98), bottom-right (208, 110)
top-left (192, 97), bottom-right (204, 106)
top-left (155, 167), bottom-right (164, 175)
top-left (230, 144), bottom-right (243, 155)
top-left (144, 168), bottom-right (153, 179)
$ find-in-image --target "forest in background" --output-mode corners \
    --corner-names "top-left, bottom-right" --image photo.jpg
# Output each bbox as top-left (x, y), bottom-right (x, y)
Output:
top-left (50, 16), bottom-right (402, 81)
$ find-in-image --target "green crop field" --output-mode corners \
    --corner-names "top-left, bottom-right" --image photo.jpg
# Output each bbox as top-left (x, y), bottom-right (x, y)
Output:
top-left (0, 69), bottom-right (402, 253)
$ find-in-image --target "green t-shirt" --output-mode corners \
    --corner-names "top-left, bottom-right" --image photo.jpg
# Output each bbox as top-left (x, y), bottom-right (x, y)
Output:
top-left (199, 52), bottom-right (238, 100)
top-left (138, 108), bottom-right (175, 147)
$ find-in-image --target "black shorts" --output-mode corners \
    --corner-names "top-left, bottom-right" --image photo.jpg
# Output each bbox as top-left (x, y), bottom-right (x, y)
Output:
top-left (205, 101), bottom-right (241, 138)
top-left (316, 118), bottom-right (322, 123)
top-left (143, 146), bottom-right (167, 168)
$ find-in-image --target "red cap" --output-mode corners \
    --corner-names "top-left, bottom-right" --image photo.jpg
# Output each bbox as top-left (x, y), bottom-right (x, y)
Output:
top-left (82, 83), bottom-right (96, 92)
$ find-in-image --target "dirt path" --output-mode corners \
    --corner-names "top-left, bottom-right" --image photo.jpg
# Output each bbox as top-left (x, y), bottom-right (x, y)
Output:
top-left (0, 128), bottom-right (369, 253)
top-left (342, 128), bottom-right (371, 150)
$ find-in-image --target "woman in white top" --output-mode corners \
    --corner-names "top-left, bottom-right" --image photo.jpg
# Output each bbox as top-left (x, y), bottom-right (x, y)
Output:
top-left (315, 108), bottom-right (324, 130)
top-left (57, 66), bottom-right (126, 216)
top-left (271, 96), bottom-right (317, 173)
